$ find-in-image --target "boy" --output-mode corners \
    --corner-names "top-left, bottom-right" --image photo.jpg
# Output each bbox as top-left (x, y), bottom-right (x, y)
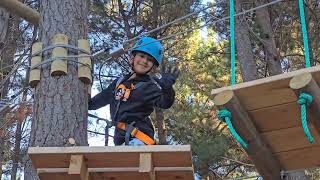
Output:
top-left (88, 36), bottom-right (179, 146)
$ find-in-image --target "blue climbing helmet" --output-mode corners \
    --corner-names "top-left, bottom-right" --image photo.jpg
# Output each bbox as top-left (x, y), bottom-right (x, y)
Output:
top-left (131, 37), bottom-right (164, 66)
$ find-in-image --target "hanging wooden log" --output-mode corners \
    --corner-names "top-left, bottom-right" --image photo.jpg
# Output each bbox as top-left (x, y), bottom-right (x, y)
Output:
top-left (29, 42), bottom-right (43, 87)
top-left (50, 34), bottom-right (68, 76)
top-left (77, 39), bottom-right (92, 84)
top-left (289, 72), bottom-right (320, 134)
top-left (0, 0), bottom-right (39, 24)
top-left (213, 90), bottom-right (282, 180)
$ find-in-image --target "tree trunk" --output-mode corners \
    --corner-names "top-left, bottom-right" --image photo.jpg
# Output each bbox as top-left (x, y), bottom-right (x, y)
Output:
top-left (24, 0), bottom-right (89, 179)
top-left (11, 121), bottom-right (22, 180)
top-left (155, 108), bottom-right (167, 145)
top-left (0, 6), bottom-right (19, 178)
top-left (0, 7), bottom-right (9, 179)
top-left (255, 0), bottom-right (282, 76)
top-left (234, 0), bottom-right (259, 82)
top-left (105, 126), bottom-right (109, 146)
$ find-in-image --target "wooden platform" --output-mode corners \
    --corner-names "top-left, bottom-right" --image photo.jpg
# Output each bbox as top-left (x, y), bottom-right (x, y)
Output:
top-left (28, 145), bottom-right (194, 180)
top-left (212, 66), bottom-right (320, 178)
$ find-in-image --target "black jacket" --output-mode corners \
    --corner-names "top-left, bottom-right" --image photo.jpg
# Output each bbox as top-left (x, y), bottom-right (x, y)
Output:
top-left (88, 73), bottom-right (175, 143)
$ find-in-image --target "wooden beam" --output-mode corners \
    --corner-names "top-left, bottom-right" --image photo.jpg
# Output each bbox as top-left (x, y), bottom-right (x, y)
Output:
top-left (290, 72), bottom-right (320, 136)
top-left (211, 65), bottom-right (320, 95)
top-left (139, 153), bottom-right (155, 180)
top-left (68, 155), bottom-right (89, 180)
top-left (0, 0), bottom-right (39, 24)
top-left (37, 167), bottom-right (193, 173)
top-left (213, 90), bottom-right (282, 180)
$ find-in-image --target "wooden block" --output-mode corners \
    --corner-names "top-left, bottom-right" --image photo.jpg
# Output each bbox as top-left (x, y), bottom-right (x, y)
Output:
top-left (139, 153), bottom-right (155, 180)
top-left (78, 39), bottom-right (92, 84)
top-left (51, 34), bottom-right (68, 76)
top-left (29, 42), bottom-right (43, 87)
top-left (68, 155), bottom-right (89, 180)
top-left (139, 153), bottom-right (153, 172)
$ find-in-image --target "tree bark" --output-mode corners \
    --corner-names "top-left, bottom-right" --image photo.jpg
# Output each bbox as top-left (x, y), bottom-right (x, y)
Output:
top-left (255, 0), bottom-right (282, 76)
top-left (155, 108), bottom-right (167, 145)
top-left (0, 6), bottom-right (19, 178)
top-left (104, 126), bottom-right (109, 146)
top-left (10, 121), bottom-right (22, 180)
top-left (24, 0), bottom-right (89, 179)
top-left (0, 7), bottom-right (9, 179)
top-left (234, 0), bottom-right (259, 82)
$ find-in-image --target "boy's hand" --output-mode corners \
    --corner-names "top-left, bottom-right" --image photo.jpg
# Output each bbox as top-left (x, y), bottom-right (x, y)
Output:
top-left (155, 65), bottom-right (180, 90)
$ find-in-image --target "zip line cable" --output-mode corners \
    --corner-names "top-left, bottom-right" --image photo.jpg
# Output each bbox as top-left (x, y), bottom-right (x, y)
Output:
top-left (1, 0), bottom-right (285, 95)
top-left (123, 0), bottom-right (226, 44)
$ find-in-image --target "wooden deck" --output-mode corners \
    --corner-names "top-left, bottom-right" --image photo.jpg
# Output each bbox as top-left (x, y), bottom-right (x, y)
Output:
top-left (212, 66), bottom-right (320, 178)
top-left (28, 145), bottom-right (194, 180)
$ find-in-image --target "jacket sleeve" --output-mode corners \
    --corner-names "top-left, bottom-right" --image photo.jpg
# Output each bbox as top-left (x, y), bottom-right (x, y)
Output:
top-left (88, 80), bottom-right (116, 110)
top-left (154, 86), bottom-right (175, 109)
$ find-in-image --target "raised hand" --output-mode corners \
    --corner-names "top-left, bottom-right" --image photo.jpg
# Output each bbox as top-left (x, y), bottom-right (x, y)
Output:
top-left (155, 65), bottom-right (180, 90)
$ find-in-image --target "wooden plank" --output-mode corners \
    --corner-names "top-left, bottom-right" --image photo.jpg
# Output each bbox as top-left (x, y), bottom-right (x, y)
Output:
top-left (0, 0), bottom-right (39, 24)
top-left (28, 145), bottom-right (192, 168)
top-left (68, 155), bottom-right (89, 180)
top-left (28, 145), bottom-right (191, 154)
top-left (213, 91), bottom-right (281, 180)
top-left (37, 167), bottom-right (193, 173)
top-left (248, 102), bottom-right (301, 132)
top-left (37, 167), bottom-right (194, 180)
top-left (212, 66), bottom-right (320, 110)
top-left (275, 146), bottom-right (320, 170)
top-left (261, 125), bottom-right (320, 153)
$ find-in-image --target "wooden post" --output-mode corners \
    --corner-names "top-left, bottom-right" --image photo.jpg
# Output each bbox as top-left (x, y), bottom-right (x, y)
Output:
top-left (139, 153), bottom-right (155, 180)
top-left (289, 72), bottom-right (320, 135)
top-left (68, 155), bottom-right (89, 180)
top-left (50, 34), bottom-right (68, 76)
top-left (78, 39), bottom-right (92, 84)
top-left (213, 90), bottom-right (282, 180)
top-left (0, 0), bottom-right (39, 24)
top-left (29, 42), bottom-right (42, 87)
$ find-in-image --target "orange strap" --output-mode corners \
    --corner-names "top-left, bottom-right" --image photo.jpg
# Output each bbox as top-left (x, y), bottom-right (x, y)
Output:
top-left (117, 122), bottom-right (155, 145)
top-left (116, 84), bottom-right (135, 101)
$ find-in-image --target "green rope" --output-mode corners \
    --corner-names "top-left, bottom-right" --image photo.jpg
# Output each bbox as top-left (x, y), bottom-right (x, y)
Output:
top-left (230, 0), bottom-right (236, 85)
top-left (218, 109), bottom-right (248, 148)
top-left (298, 0), bottom-right (311, 68)
top-left (297, 93), bottom-right (314, 143)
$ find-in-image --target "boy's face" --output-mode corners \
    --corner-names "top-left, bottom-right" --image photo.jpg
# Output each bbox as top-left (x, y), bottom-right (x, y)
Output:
top-left (131, 52), bottom-right (156, 74)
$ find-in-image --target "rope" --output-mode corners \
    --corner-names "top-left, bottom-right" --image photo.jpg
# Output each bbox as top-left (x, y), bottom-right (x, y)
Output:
top-left (29, 55), bottom-right (92, 70)
top-left (229, 0), bottom-right (236, 85)
top-left (298, 0), bottom-right (311, 68)
top-left (297, 92), bottom-right (314, 143)
top-left (31, 44), bottom-right (91, 57)
top-left (218, 109), bottom-right (248, 148)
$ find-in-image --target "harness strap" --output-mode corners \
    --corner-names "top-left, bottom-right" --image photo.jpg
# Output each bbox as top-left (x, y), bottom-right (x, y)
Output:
top-left (117, 122), bottom-right (155, 145)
